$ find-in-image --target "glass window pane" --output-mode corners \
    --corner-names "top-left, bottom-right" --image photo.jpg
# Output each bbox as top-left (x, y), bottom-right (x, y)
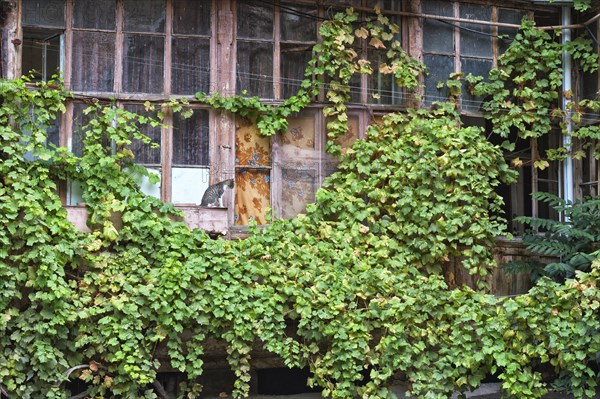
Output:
top-left (236, 41), bottom-right (273, 98)
top-left (47, 115), bottom-right (60, 147)
top-left (422, 0), bottom-right (454, 54)
top-left (368, 49), bottom-right (402, 105)
top-left (281, 43), bottom-right (312, 99)
top-left (282, 116), bottom-right (315, 164)
top-left (73, 0), bottom-right (116, 30)
top-left (71, 102), bottom-right (94, 157)
top-left (282, 169), bottom-right (316, 219)
top-left (235, 117), bottom-right (270, 224)
top-left (498, 9), bottom-right (526, 55)
top-left (237, 1), bottom-right (273, 40)
top-left (280, 3), bottom-right (316, 42)
top-left (23, 0), bottom-right (65, 28)
top-left (324, 116), bottom-right (360, 176)
top-left (329, 0), bottom-right (361, 7)
top-left (367, 0), bottom-right (401, 10)
top-left (582, 71), bottom-right (599, 101)
top-left (136, 167), bottom-right (161, 199)
top-left (172, 37), bottom-right (210, 95)
top-left (236, 117), bottom-right (271, 167)
top-left (172, 167), bottom-right (209, 204)
top-left (72, 31), bottom-right (115, 92)
top-left (123, 34), bottom-right (164, 93)
top-left (348, 72), bottom-right (362, 103)
top-left (461, 57), bottom-right (492, 113)
top-left (537, 133), bottom-right (560, 220)
top-left (282, 116), bottom-right (317, 219)
top-left (366, 0), bottom-right (402, 40)
top-left (123, 104), bottom-right (161, 165)
top-left (460, 4), bottom-right (492, 58)
top-left (124, 0), bottom-right (165, 33)
top-left (423, 54), bottom-right (454, 105)
top-left (173, 109), bottom-right (210, 166)
top-left (173, 0), bottom-right (211, 36)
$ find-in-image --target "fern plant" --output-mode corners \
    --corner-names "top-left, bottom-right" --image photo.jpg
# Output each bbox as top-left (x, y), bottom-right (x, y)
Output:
top-left (504, 192), bottom-right (600, 282)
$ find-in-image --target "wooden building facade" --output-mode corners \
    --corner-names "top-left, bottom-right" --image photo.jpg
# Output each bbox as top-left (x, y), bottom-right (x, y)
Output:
top-left (1, 0), bottom-right (598, 294)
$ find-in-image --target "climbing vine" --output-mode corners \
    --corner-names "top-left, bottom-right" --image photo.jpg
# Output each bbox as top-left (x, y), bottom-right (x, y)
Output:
top-left (1, 5), bottom-right (599, 399)
top-left (197, 6), bottom-right (425, 155)
top-left (468, 17), bottom-right (600, 166)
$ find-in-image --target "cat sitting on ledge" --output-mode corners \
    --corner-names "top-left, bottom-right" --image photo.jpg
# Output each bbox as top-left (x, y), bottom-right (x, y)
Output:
top-left (200, 179), bottom-right (234, 207)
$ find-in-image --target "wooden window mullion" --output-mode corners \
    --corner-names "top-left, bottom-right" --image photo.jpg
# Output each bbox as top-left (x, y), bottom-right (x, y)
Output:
top-left (531, 137), bottom-right (539, 219)
top-left (360, 0), bottom-right (368, 104)
top-left (273, 2), bottom-right (281, 99)
top-left (162, 0), bottom-right (172, 202)
top-left (164, 0), bottom-right (172, 95)
top-left (114, 0), bottom-right (124, 94)
top-left (161, 106), bottom-right (172, 202)
top-left (64, 0), bottom-right (73, 91)
top-left (491, 6), bottom-right (498, 68)
top-left (453, 1), bottom-right (460, 76)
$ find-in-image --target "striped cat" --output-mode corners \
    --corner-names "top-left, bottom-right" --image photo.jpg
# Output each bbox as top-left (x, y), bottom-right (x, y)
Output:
top-left (200, 179), bottom-right (234, 207)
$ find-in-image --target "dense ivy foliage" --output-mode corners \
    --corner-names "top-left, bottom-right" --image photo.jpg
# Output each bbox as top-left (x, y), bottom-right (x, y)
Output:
top-left (1, 78), bottom-right (598, 399)
top-left (1, 6), bottom-right (599, 399)
top-left (505, 192), bottom-right (600, 282)
top-left (468, 18), bottom-right (600, 166)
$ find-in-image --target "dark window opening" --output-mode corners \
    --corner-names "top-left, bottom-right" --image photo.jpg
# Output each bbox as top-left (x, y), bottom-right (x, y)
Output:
top-left (22, 28), bottom-right (61, 81)
top-left (257, 367), bottom-right (320, 395)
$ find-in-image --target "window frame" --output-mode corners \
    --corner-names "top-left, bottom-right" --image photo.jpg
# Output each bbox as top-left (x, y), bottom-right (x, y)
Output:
top-left (421, 0), bottom-right (531, 112)
top-left (21, 0), bottom-right (216, 206)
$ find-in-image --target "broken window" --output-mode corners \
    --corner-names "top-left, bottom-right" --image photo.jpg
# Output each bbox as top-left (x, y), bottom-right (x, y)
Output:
top-left (234, 111), bottom-right (363, 225)
top-left (22, 0), bottom-right (64, 80)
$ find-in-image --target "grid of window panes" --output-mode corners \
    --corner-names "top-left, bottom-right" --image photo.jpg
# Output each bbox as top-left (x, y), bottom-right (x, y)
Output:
top-left (422, 0), bottom-right (526, 111)
top-left (236, 0), bottom-right (403, 104)
top-left (22, 0), bottom-right (212, 206)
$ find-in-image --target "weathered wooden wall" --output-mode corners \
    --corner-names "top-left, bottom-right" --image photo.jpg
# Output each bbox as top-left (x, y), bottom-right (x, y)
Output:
top-left (443, 238), bottom-right (535, 295)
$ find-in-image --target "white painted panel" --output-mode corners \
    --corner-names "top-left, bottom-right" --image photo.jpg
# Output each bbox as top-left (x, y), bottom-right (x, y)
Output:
top-left (135, 167), bottom-right (161, 198)
top-left (172, 167), bottom-right (210, 205)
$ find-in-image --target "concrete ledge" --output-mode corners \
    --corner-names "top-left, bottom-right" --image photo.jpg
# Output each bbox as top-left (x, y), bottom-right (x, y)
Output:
top-left (65, 205), bottom-right (228, 235)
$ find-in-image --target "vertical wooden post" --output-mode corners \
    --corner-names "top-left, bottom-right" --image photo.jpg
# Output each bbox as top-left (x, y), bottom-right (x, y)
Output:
top-left (63, 0), bottom-right (72, 90)
top-left (162, 0), bottom-right (173, 203)
top-left (404, 0), bottom-right (422, 108)
top-left (215, 0), bottom-right (236, 227)
top-left (161, 106), bottom-right (173, 202)
top-left (114, 0), bottom-right (123, 94)
top-left (531, 137), bottom-right (539, 220)
top-left (2, 0), bottom-right (20, 79)
top-left (273, 2), bottom-right (280, 100)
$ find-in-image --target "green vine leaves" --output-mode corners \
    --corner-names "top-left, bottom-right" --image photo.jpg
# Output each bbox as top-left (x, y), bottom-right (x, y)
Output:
top-left (468, 19), bottom-right (563, 141)
top-left (2, 6), bottom-right (600, 399)
top-left (1, 75), bottom-right (599, 399)
top-left (468, 17), bottom-right (600, 166)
